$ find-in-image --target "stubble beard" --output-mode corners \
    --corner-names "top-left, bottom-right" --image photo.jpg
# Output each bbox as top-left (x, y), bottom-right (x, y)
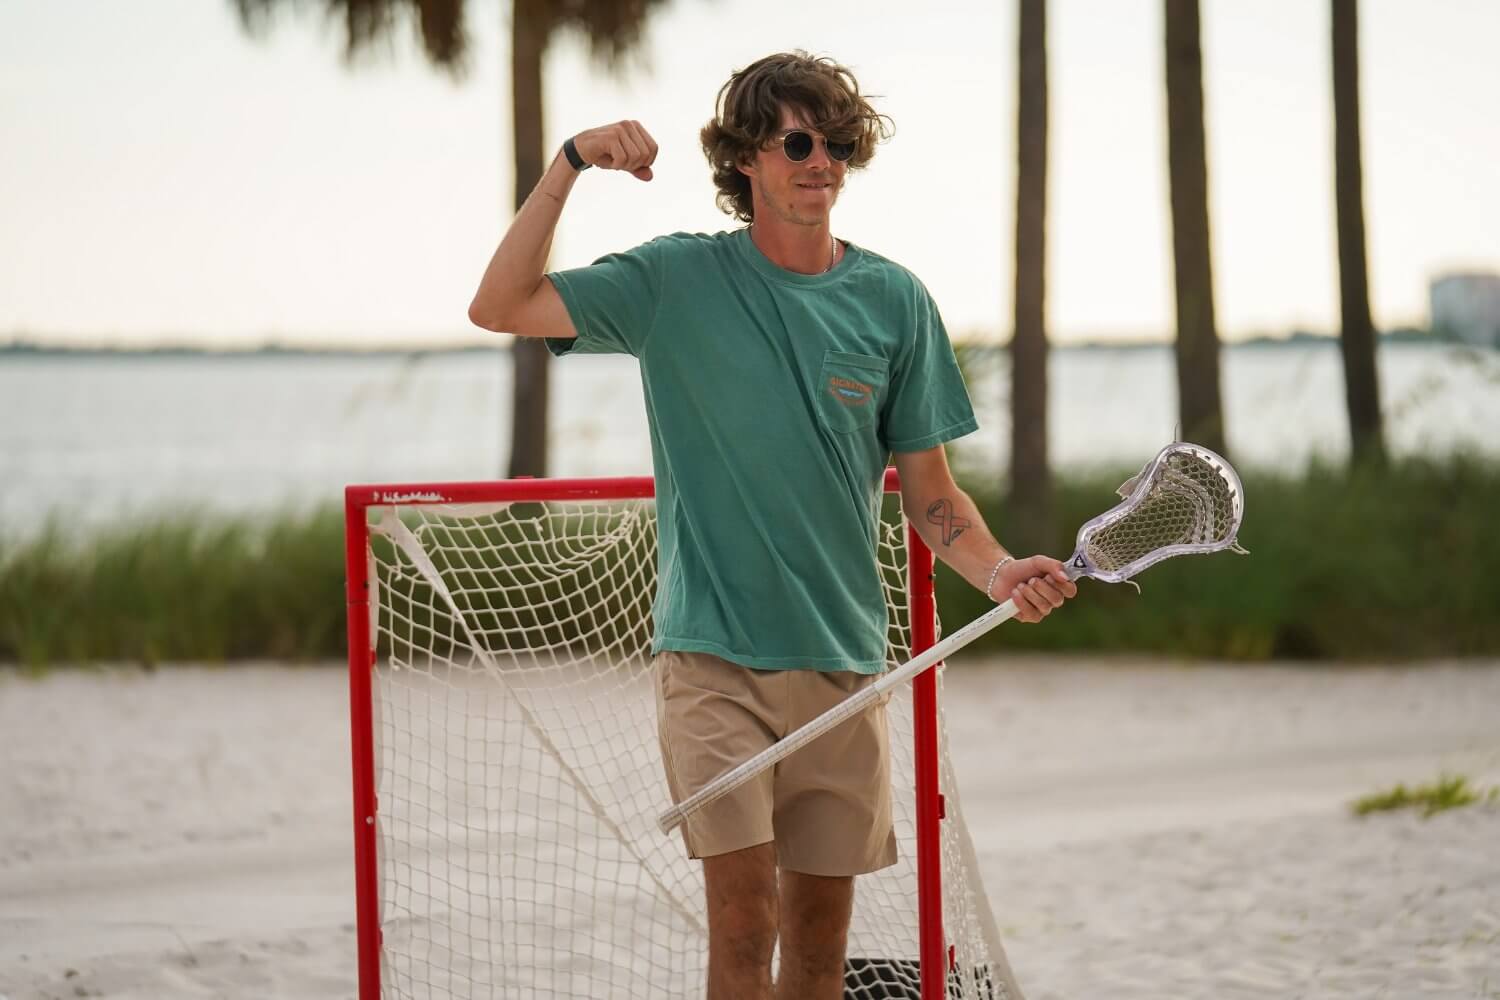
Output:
top-left (753, 174), bottom-right (841, 227)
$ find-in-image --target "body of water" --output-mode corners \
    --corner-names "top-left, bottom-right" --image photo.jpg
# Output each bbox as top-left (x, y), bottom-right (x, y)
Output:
top-left (2, 342), bottom-right (1496, 531)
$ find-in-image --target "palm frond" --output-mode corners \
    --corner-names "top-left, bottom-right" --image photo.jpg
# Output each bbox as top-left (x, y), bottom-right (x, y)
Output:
top-left (231, 0), bottom-right (470, 75)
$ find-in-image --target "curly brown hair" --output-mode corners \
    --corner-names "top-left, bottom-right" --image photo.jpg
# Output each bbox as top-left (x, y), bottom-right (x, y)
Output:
top-left (700, 52), bottom-right (893, 223)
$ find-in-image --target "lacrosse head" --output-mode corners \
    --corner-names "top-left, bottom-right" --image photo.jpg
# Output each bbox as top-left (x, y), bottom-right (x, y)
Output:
top-left (1068, 441), bottom-right (1245, 584)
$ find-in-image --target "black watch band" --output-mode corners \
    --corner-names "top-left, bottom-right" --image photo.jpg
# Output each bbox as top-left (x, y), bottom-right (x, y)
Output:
top-left (562, 136), bottom-right (591, 171)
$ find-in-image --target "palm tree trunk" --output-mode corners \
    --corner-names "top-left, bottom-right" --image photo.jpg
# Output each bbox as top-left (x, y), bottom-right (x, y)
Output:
top-left (1010, 0), bottom-right (1053, 552)
top-left (1163, 0), bottom-right (1227, 456)
top-left (1332, 0), bottom-right (1385, 465)
top-left (506, 0), bottom-right (550, 477)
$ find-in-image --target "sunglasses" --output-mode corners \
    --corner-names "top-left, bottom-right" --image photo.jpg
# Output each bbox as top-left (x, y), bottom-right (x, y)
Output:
top-left (773, 129), bottom-right (857, 163)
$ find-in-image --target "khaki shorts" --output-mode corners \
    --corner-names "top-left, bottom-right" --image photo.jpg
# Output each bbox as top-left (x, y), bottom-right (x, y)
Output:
top-left (654, 649), bottom-right (897, 877)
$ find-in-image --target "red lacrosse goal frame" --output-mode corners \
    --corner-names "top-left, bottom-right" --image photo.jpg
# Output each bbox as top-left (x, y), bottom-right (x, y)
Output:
top-left (343, 468), bottom-right (950, 999)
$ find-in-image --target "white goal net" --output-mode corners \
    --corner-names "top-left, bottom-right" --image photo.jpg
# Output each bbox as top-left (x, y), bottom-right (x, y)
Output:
top-left (346, 479), bottom-right (1022, 999)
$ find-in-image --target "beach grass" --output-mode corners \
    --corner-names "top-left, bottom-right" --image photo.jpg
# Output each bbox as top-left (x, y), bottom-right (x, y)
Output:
top-left (0, 507), bottom-right (346, 668)
top-left (941, 451), bottom-right (1500, 660)
top-left (1352, 774), bottom-right (1497, 817)
top-left (2, 455), bottom-right (1498, 667)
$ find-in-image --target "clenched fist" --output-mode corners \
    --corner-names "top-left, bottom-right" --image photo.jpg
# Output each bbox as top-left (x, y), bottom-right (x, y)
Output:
top-left (993, 555), bottom-right (1078, 624)
top-left (571, 120), bottom-right (659, 181)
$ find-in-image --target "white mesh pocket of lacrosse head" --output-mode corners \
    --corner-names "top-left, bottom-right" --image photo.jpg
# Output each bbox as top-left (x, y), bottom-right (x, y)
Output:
top-left (1069, 441), bottom-right (1246, 584)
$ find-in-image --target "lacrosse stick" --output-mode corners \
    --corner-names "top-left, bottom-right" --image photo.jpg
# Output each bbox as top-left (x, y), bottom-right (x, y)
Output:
top-left (658, 440), bottom-right (1246, 834)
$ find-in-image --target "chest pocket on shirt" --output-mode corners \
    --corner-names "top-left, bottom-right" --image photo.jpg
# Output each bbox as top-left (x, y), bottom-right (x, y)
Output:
top-left (818, 350), bottom-right (888, 434)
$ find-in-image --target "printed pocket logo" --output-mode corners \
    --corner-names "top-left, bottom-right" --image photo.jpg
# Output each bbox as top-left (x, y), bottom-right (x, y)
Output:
top-left (828, 375), bottom-right (874, 407)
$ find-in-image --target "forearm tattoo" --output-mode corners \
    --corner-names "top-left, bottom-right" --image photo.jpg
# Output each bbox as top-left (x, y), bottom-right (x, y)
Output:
top-left (925, 498), bottom-right (971, 547)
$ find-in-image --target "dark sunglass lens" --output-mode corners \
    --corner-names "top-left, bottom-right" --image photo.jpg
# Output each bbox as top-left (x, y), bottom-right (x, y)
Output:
top-left (783, 131), bottom-right (814, 161)
top-left (827, 139), bottom-right (856, 162)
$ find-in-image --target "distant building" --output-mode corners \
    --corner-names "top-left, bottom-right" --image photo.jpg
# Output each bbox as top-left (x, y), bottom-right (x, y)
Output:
top-left (1430, 272), bottom-right (1500, 348)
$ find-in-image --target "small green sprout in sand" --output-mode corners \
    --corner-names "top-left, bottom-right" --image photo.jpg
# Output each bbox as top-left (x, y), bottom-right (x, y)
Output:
top-left (1352, 774), bottom-right (1495, 818)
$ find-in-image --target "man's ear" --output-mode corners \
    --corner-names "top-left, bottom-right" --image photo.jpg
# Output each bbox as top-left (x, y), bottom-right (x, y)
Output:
top-left (735, 152), bottom-right (757, 179)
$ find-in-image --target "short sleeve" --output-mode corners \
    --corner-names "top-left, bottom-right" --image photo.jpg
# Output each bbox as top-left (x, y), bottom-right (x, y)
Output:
top-left (881, 285), bottom-right (979, 452)
top-left (545, 239), bottom-right (663, 358)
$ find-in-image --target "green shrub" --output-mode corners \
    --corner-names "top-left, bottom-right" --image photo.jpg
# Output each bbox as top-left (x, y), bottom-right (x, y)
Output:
top-left (2, 455), bottom-right (1496, 666)
top-left (940, 452), bottom-right (1500, 660)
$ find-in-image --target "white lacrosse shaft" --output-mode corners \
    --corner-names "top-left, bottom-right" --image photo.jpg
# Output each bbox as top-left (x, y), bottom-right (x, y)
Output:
top-left (657, 596), bottom-right (1021, 835)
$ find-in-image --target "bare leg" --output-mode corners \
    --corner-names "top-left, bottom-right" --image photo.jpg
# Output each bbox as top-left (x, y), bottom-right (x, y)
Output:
top-left (704, 843), bottom-right (778, 1000)
top-left (775, 869), bottom-right (855, 1000)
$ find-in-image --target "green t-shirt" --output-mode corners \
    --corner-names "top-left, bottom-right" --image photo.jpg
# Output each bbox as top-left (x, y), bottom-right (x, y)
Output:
top-left (546, 228), bottom-right (976, 673)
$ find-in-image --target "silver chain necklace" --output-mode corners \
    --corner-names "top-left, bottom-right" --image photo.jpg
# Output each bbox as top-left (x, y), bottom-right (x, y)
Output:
top-left (750, 225), bottom-right (838, 274)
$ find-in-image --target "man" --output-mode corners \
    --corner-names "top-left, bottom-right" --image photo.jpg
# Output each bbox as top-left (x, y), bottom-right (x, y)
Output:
top-left (468, 51), bottom-right (1076, 1000)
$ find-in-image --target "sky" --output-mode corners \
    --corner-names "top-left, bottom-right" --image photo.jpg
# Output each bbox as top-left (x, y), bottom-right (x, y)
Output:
top-left (1, 0), bottom-right (1496, 348)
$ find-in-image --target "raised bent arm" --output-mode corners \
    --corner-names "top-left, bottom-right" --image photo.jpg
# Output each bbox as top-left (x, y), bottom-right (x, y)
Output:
top-left (468, 121), bottom-right (659, 339)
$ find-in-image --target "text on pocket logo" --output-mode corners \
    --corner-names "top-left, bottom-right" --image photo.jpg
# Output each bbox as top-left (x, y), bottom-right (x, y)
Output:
top-left (828, 376), bottom-right (873, 406)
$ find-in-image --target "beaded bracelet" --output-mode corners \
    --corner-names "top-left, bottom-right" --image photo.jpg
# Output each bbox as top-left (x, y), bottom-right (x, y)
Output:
top-left (985, 555), bottom-right (1016, 602)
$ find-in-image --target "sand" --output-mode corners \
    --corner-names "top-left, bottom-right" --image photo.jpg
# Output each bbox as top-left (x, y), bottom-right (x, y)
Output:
top-left (2, 657), bottom-right (1497, 999)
